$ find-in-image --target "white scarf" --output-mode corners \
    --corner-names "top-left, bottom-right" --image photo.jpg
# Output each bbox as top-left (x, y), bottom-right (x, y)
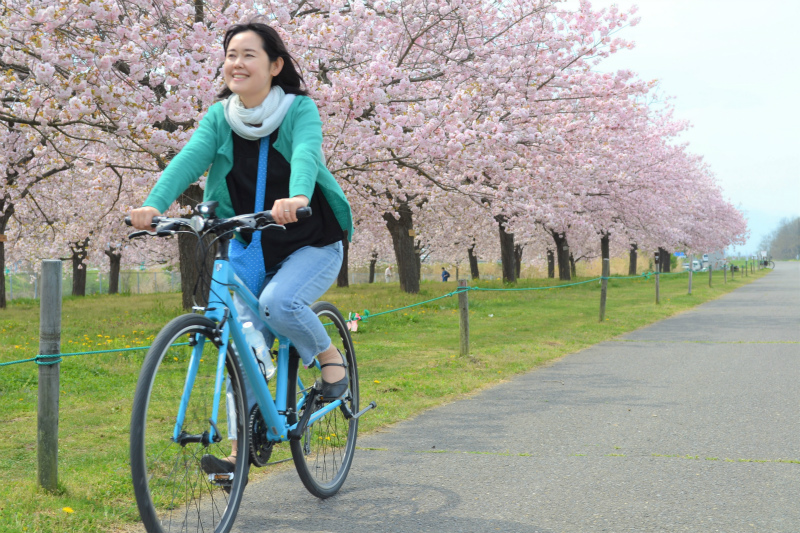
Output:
top-left (223, 86), bottom-right (296, 140)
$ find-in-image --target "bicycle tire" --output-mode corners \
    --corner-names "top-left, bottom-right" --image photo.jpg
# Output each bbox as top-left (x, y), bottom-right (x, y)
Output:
top-left (287, 301), bottom-right (360, 498)
top-left (769, 261), bottom-right (776, 269)
top-left (130, 314), bottom-right (250, 533)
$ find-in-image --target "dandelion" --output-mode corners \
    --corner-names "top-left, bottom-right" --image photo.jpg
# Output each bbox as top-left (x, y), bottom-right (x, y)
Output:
top-left (373, 380), bottom-right (381, 384)
top-left (173, 357), bottom-right (178, 361)
top-left (62, 507), bottom-right (74, 514)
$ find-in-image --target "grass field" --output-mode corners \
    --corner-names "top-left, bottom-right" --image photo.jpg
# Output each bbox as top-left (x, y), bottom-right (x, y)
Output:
top-left (0, 266), bottom-right (770, 532)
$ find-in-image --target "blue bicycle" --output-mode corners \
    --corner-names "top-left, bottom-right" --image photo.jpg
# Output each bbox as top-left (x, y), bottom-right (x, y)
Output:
top-left (127, 202), bottom-right (375, 533)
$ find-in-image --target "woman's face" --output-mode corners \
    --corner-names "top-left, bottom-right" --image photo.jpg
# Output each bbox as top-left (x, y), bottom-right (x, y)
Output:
top-left (223, 30), bottom-right (284, 108)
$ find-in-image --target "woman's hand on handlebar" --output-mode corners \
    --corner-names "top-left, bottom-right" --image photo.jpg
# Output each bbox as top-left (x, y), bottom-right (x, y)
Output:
top-left (129, 206), bottom-right (162, 231)
top-left (271, 195), bottom-right (309, 225)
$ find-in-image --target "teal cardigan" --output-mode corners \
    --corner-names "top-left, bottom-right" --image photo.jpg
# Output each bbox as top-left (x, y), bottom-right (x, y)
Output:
top-left (143, 96), bottom-right (353, 240)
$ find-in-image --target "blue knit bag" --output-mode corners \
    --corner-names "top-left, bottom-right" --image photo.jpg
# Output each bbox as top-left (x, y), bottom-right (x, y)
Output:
top-left (229, 137), bottom-right (269, 296)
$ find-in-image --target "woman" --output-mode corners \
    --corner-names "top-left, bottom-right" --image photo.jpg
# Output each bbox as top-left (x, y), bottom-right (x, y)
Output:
top-left (129, 20), bottom-right (352, 473)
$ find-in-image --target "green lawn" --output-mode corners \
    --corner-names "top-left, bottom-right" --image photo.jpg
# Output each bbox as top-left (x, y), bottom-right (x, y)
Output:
top-left (0, 267), bottom-right (769, 532)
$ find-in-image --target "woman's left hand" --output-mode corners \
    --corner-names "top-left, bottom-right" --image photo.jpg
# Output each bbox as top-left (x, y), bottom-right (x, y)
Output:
top-left (271, 195), bottom-right (309, 225)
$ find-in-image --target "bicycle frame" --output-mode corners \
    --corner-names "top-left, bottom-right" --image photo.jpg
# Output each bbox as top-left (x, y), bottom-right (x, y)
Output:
top-left (173, 238), bottom-right (345, 445)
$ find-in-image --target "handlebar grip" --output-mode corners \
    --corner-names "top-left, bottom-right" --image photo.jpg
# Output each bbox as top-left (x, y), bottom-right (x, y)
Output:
top-left (124, 216), bottom-right (164, 227)
top-left (296, 206), bottom-right (312, 219)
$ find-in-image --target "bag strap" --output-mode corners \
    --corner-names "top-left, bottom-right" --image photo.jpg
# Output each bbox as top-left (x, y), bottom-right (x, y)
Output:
top-left (252, 137), bottom-right (269, 244)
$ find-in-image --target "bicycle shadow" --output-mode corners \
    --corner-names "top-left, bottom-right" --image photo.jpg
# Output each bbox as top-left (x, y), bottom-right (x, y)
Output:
top-left (234, 479), bottom-right (556, 533)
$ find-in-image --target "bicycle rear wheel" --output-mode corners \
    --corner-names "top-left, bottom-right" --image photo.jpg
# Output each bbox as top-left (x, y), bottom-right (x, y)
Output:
top-left (130, 314), bottom-right (250, 533)
top-left (287, 301), bottom-right (359, 498)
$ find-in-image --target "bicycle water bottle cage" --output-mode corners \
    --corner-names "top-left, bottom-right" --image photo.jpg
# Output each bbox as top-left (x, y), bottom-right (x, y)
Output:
top-left (195, 201), bottom-right (219, 218)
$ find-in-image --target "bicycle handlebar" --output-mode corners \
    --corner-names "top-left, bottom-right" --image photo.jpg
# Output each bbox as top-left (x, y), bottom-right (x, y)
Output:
top-left (124, 207), bottom-right (312, 239)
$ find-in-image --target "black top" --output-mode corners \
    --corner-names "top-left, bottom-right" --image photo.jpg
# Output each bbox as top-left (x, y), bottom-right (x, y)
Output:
top-left (226, 129), bottom-right (343, 269)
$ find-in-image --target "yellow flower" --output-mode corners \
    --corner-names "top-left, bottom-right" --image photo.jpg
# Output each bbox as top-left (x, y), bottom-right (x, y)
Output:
top-left (62, 507), bottom-right (74, 514)
top-left (373, 380), bottom-right (381, 384)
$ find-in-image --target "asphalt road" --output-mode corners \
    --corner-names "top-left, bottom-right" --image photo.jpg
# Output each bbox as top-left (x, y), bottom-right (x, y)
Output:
top-left (233, 262), bottom-right (799, 533)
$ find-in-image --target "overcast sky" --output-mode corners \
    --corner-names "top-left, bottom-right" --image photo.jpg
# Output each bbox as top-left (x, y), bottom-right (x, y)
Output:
top-left (567, 0), bottom-right (800, 255)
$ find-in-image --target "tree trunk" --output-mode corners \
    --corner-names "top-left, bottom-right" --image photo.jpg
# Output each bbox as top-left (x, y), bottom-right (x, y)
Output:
top-left (599, 232), bottom-right (611, 321)
top-left (467, 244), bottom-right (480, 280)
top-left (0, 196), bottom-right (14, 308)
top-left (384, 203), bottom-right (420, 294)
top-left (368, 252), bottom-right (377, 283)
top-left (569, 253), bottom-right (577, 279)
top-left (176, 184), bottom-right (217, 309)
top-left (547, 250), bottom-right (555, 278)
top-left (337, 232), bottom-right (349, 287)
top-left (550, 231), bottom-right (571, 280)
top-left (105, 247), bottom-right (122, 294)
top-left (628, 243), bottom-right (638, 275)
top-left (70, 237), bottom-right (90, 296)
top-left (658, 247), bottom-right (671, 273)
top-left (514, 244), bottom-right (524, 279)
top-left (495, 215), bottom-right (516, 283)
top-left (0, 240), bottom-right (6, 307)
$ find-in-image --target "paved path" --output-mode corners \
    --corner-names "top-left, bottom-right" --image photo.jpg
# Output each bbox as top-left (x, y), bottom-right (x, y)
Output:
top-left (234, 263), bottom-right (799, 533)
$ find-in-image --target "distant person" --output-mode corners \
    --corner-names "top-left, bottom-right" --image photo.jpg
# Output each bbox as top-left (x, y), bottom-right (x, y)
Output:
top-left (384, 265), bottom-right (393, 283)
top-left (441, 267), bottom-right (450, 282)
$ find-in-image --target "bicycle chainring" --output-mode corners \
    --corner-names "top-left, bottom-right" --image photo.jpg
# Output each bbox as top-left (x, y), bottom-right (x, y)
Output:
top-left (248, 405), bottom-right (274, 467)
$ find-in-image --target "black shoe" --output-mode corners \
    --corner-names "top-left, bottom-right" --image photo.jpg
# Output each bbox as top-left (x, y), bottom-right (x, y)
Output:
top-left (320, 349), bottom-right (349, 401)
top-left (201, 454), bottom-right (235, 474)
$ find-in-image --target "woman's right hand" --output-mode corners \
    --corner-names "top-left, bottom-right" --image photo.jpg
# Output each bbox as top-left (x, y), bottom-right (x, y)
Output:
top-left (129, 206), bottom-right (161, 231)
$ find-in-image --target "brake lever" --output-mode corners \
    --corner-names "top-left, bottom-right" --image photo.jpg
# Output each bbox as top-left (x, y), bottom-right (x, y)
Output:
top-left (257, 223), bottom-right (286, 231)
top-left (128, 230), bottom-right (156, 239)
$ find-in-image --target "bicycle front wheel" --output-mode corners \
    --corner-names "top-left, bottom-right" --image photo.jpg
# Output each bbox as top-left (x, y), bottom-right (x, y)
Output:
top-left (288, 301), bottom-right (360, 498)
top-left (130, 314), bottom-right (250, 533)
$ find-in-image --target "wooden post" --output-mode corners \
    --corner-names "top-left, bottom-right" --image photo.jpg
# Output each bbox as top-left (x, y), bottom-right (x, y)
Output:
top-left (708, 265), bottom-right (712, 288)
top-left (458, 279), bottom-right (469, 356)
top-left (688, 254), bottom-right (693, 295)
top-left (599, 258), bottom-right (609, 321)
top-left (731, 263), bottom-right (734, 280)
top-left (724, 264), bottom-right (727, 283)
top-left (745, 260), bottom-right (748, 277)
top-left (38, 260), bottom-right (62, 492)
top-left (655, 270), bottom-right (660, 305)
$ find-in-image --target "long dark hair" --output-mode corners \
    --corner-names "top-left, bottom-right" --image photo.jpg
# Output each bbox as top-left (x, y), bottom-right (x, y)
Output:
top-left (217, 21), bottom-right (308, 99)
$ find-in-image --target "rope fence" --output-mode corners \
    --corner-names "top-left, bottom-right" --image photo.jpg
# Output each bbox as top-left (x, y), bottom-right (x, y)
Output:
top-left (1, 257), bottom-right (766, 492)
top-left (0, 268), bottom-right (710, 369)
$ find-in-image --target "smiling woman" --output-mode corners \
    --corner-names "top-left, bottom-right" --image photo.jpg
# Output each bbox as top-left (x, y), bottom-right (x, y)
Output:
top-left (126, 18), bottom-right (355, 522)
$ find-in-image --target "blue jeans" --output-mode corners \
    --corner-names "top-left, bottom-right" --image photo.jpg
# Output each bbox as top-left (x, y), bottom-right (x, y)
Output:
top-left (227, 241), bottom-right (343, 439)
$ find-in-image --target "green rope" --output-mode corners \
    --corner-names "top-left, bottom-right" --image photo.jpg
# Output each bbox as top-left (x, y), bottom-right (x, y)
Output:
top-left (0, 343), bottom-right (190, 368)
top-left (0, 356), bottom-right (39, 368)
top-left (364, 288), bottom-right (470, 319)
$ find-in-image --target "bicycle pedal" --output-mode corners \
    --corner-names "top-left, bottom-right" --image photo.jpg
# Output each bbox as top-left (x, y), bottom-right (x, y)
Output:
top-left (207, 473), bottom-right (234, 484)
